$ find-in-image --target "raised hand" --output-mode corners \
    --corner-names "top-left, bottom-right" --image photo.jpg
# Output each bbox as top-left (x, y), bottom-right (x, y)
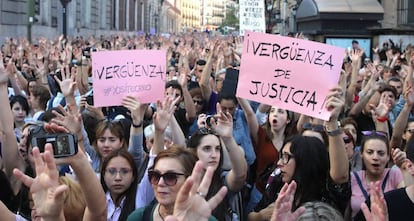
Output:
top-left (0, 52), bottom-right (10, 84)
top-left (13, 145), bottom-right (67, 221)
top-left (361, 181), bottom-right (389, 221)
top-left (210, 107), bottom-right (233, 139)
top-left (349, 49), bottom-right (365, 64)
top-left (270, 181), bottom-right (305, 221)
top-left (391, 148), bottom-right (407, 168)
top-left (154, 96), bottom-right (180, 131)
top-left (165, 161), bottom-right (227, 221)
top-left (54, 66), bottom-right (76, 97)
top-left (370, 92), bottom-right (392, 119)
top-left (121, 95), bottom-right (148, 124)
top-left (325, 87), bottom-right (345, 121)
top-left (51, 104), bottom-right (83, 136)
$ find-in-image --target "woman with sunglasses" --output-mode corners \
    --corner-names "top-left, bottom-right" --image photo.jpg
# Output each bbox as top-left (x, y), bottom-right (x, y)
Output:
top-left (100, 149), bottom-right (138, 221)
top-left (127, 147), bottom-right (218, 221)
top-left (187, 107), bottom-right (247, 221)
top-left (342, 130), bottom-right (362, 172)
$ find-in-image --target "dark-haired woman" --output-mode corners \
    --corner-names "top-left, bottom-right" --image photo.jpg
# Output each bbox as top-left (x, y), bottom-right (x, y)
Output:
top-left (101, 149), bottom-right (138, 221)
top-left (248, 88), bottom-right (351, 220)
top-left (187, 108), bottom-right (247, 220)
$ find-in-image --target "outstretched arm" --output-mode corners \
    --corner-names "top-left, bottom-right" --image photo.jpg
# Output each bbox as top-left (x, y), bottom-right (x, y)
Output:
top-left (0, 52), bottom-right (26, 192)
top-left (122, 95), bottom-right (147, 169)
top-left (325, 87), bottom-right (349, 184)
top-left (13, 145), bottom-right (67, 221)
top-left (213, 104), bottom-right (247, 191)
top-left (238, 97), bottom-right (259, 146)
top-left (153, 96), bottom-right (180, 155)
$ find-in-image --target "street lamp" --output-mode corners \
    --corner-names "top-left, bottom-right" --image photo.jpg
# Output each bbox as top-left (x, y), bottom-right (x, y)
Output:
top-left (265, 0), bottom-right (275, 33)
top-left (27, 0), bottom-right (35, 43)
top-left (60, 0), bottom-right (72, 37)
top-left (154, 13), bottom-right (159, 34)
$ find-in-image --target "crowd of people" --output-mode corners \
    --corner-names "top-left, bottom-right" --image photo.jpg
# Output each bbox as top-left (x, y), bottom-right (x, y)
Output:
top-left (0, 32), bottom-right (413, 221)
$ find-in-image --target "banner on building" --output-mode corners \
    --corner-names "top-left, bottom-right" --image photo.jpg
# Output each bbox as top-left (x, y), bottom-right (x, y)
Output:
top-left (239, 0), bottom-right (266, 36)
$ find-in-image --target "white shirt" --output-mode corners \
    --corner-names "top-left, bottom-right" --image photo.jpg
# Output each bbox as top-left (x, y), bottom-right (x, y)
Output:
top-left (106, 192), bottom-right (125, 221)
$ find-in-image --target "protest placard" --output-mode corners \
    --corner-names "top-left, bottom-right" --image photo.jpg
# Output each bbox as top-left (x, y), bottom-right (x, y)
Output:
top-left (91, 50), bottom-right (166, 107)
top-left (237, 31), bottom-right (344, 120)
top-left (239, 0), bottom-right (266, 36)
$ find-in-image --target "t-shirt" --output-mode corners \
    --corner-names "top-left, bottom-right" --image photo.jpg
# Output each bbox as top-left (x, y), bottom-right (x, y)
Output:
top-left (126, 202), bottom-right (218, 221)
top-left (384, 187), bottom-right (414, 221)
top-left (354, 187), bottom-right (414, 221)
top-left (350, 166), bottom-right (403, 217)
top-left (174, 107), bottom-right (193, 138)
top-left (253, 127), bottom-right (280, 193)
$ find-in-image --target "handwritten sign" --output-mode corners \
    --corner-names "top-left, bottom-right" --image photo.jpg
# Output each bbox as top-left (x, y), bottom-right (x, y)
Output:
top-left (237, 32), bottom-right (344, 120)
top-left (91, 50), bottom-right (166, 107)
top-left (239, 0), bottom-right (266, 36)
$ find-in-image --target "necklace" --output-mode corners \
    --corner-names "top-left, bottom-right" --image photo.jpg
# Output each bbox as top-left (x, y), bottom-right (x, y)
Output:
top-left (157, 204), bottom-right (165, 221)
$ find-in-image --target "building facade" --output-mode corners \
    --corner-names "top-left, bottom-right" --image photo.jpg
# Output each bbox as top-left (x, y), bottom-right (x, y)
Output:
top-left (180, 0), bottom-right (200, 32)
top-left (201, 0), bottom-right (225, 31)
top-left (160, 0), bottom-right (181, 34)
top-left (0, 0), bottom-right (154, 43)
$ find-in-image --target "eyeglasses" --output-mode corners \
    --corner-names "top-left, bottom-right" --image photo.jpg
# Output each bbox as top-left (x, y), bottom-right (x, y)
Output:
top-left (148, 170), bottom-right (186, 186)
top-left (361, 130), bottom-right (388, 138)
top-left (105, 168), bottom-right (132, 177)
top-left (279, 152), bottom-right (295, 165)
top-left (193, 100), bottom-right (205, 105)
top-left (343, 136), bottom-right (352, 144)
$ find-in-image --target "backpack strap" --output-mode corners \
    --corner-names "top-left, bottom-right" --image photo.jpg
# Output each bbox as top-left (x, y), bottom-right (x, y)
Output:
top-left (381, 169), bottom-right (391, 192)
top-left (47, 96), bottom-right (55, 111)
top-left (59, 97), bottom-right (66, 107)
top-left (47, 96), bottom-right (66, 111)
top-left (353, 171), bottom-right (369, 200)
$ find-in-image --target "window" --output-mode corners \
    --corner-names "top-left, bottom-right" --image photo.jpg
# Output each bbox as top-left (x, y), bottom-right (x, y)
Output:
top-left (397, 0), bottom-right (414, 25)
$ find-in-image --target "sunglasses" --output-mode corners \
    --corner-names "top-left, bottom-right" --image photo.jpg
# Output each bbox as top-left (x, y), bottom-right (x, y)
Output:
top-left (193, 100), bottom-right (205, 105)
top-left (361, 130), bottom-right (388, 138)
top-left (343, 136), bottom-right (352, 144)
top-left (148, 170), bottom-right (186, 186)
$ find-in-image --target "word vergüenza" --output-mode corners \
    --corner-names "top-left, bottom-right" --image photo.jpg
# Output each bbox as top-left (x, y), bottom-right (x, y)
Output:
top-left (94, 62), bottom-right (165, 80)
top-left (246, 39), bottom-right (334, 70)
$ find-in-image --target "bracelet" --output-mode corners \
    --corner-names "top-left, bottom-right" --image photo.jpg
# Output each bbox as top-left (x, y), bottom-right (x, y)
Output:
top-left (326, 128), bottom-right (342, 136)
top-left (132, 121), bottom-right (143, 128)
top-left (376, 116), bottom-right (388, 122)
top-left (324, 121), bottom-right (342, 136)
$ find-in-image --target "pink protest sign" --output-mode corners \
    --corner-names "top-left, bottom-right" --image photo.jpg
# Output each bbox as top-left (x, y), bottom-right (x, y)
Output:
top-left (237, 31), bottom-right (344, 120)
top-left (91, 50), bottom-right (166, 107)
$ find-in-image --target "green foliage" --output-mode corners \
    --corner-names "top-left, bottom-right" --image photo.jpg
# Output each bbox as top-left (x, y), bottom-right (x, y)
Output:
top-left (222, 5), bottom-right (239, 28)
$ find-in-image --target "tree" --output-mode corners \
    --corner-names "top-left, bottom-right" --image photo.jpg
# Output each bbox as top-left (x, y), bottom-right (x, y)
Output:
top-left (222, 5), bottom-right (239, 29)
